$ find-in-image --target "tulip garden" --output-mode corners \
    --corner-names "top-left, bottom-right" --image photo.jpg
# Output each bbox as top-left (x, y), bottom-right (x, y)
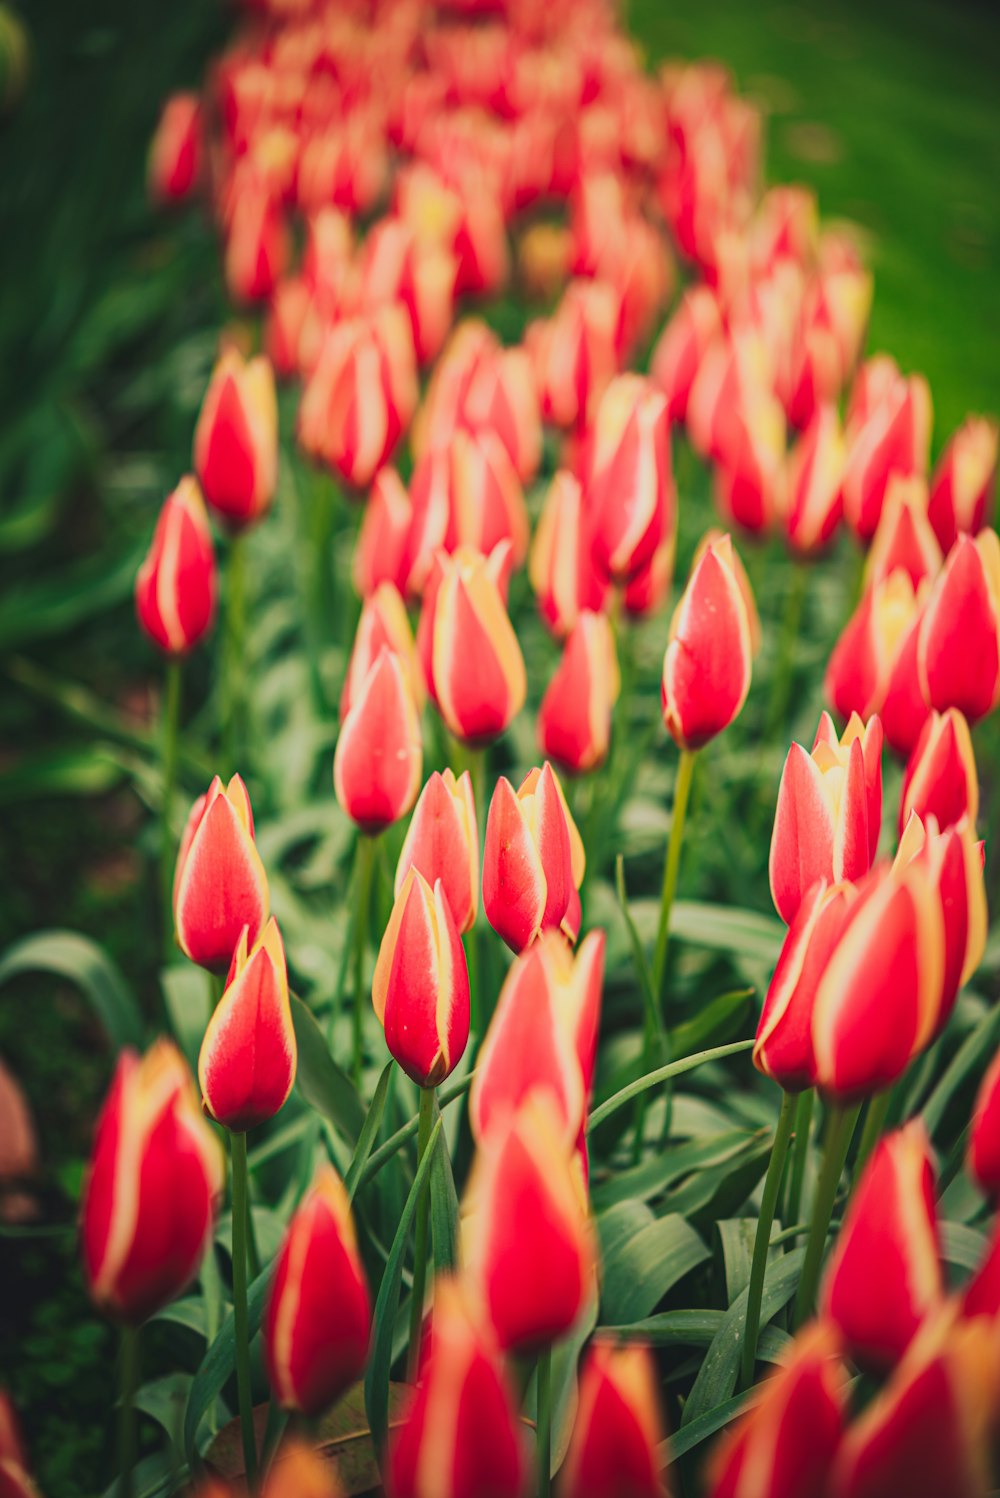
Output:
top-left (2, 1), bottom-right (1000, 1496)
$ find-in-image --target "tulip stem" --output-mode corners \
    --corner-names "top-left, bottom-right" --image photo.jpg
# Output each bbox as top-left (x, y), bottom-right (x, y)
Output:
top-left (160, 656), bottom-right (182, 947)
top-left (230, 1130), bottom-right (258, 1489)
top-left (117, 1324), bottom-right (139, 1498)
top-left (783, 1088), bottom-right (814, 1236)
top-left (853, 1090), bottom-right (892, 1183)
top-left (407, 1085), bottom-right (436, 1382)
top-left (652, 748), bottom-right (697, 1009)
top-left (352, 834), bottom-right (376, 1087)
top-left (223, 531), bottom-right (247, 774)
top-left (536, 1345), bottom-right (552, 1498)
top-left (793, 1102), bottom-right (860, 1328)
top-left (740, 1090), bottom-right (796, 1389)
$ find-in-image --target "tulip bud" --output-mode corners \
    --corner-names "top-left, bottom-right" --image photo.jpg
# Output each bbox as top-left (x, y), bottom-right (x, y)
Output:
top-left (266, 276), bottom-right (311, 381)
top-left (529, 470), bottom-right (607, 638)
top-left (194, 349), bottom-right (278, 530)
top-left (864, 475), bottom-right (941, 589)
top-left (424, 546), bottom-right (526, 745)
top-left (967, 1046), bottom-right (1000, 1200)
top-left (526, 279), bottom-right (619, 435)
top-left (713, 386), bottom-right (786, 536)
top-left (587, 375), bottom-right (675, 584)
top-left (649, 285), bottom-right (721, 423)
top-left (784, 403), bottom-right (845, 555)
top-left (385, 1277), bottom-right (528, 1498)
top-left (405, 430), bottom-right (530, 586)
top-left (482, 763), bottom-right (575, 953)
top-left (821, 1122), bottom-right (942, 1369)
top-left (353, 468), bottom-right (413, 599)
top-left (538, 612), bottom-right (620, 776)
top-left (623, 534), bottom-right (675, 620)
top-left (199, 918), bottom-right (296, 1132)
top-left (558, 1340), bottom-right (668, 1498)
top-left (841, 358), bottom-right (932, 542)
top-left (459, 343), bottom-right (542, 487)
top-left (223, 176), bottom-right (289, 306)
top-left (173, 773), bottom-right (269, 973)
top-left (135, 478), bottom-right (216, 656)
top-left (464, 1093), bottom-right (596, 1353)
top-left (661, 533), bottom-right (755, 750)
top-left (396, 770), bottom-right (479, 935)
top-left (894, 812), bottom-right (986, 1035)
top-left (769, 711), bottom-right (882, 925)
top-left (340, 583), bottom-right (422, 722)
top-left (263, 1165), bottom-right (371, 1416)
top-left (824, 570), bottom-right (933, 758)
top-left (149, 93), bottom-right (202, 204)
top-left (927, 415), bottom-right (998, 554)
top-left (898, 708), bottom-right (979, 834)
top-left (334, 648), bottom-right (423, 832)
top-left (706, 1322), bottom-right (847, 1498)
top-left (81, 1040), bottom-right (224, 1324)
top-left (919, 529), bottom-right (1000, 723)
top-left (361, 215), bottom-right (457, 367)
top-left (372, 870), bottom-right (470, 1088)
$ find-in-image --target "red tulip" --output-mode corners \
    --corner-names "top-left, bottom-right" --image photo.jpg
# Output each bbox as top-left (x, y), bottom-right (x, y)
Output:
top-left (962, 1214), bottom-right (1000, 1319)
top-left (412, 321), bottom-right (538, 484)
top-left (263, 1166), bottom-right (371, 1416)
top-left (173, 773), bottom-right (269, 973)
top-left (297, 115), bottom-right (388, 221)
top-left (396, 770), bottom-right (479, 936)
top-left (894, 811), bottom-right (986, 1035)
top-left (559, 1340), bottom-right (668, 1498)
top-left (538, 611), bottom-right (620, 775)
top-left (81, 1040), bottom-right (224, 1324)
top-left (661, 532), bottom-right (755, 750)
top-left (149, 93), bottom-right (202, 204)
top-left (194, 349), bottom-right (278, 530)
top-left (340, 582), bottom-right (423, 721)
top-left (526, 279), bottom-right (619, 435)
top-left (825, 570), bottom-right (932, 758)
top-left (223, 174), bottom-right (289, 306)
top-left (265, 276), bottom-right (311, 381)
top-left (199, 917), bottom-right (297, 1132)
top-left (918, 529), bottom-right (1000, 723)
top-left (841, 356), bottom-right (932, 542)
top-left (353, 468), bottom-right (413, 599)
top-left (360, 215), bottom-right (456, 367)
top-left (783, 403), bottom-right (845, 555)
top-left (927, 415), bottom-right (998, 554)
top-left (968, 1046), bottom-right (1000, 1200)
top-left (261, 1441), bottom-right (346, 1498)
top-left (587, 374), bottom-right (675, 584)
top-left (783, 253), bottom-right (873, 429)
top-left (529, 470), bottom-right (607, 638)
top-left (0, 1395), bottom-right (26, 1471)
top-left (334, 648), bottom-right (423, 832)
top-left (482, 763), bottom-right (575, 952)
top-left (864, 475), bottom-right (942, 589)
top-left (713, 385), bottom-right (786, 536)
top-left (405, 430), bottom-right (530, 590)
top-left (135, 477), bottom-right (216, 656)
top-left (898, 708), bottom-right (979, 834)
top-left (649, 284), bottom-right (721, 423)
top-left (623, 534), bottom-right (675, 619)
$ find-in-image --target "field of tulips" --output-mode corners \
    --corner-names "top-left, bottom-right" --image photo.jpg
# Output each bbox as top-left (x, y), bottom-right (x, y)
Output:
top-left (2, 1), bottom-right (1000, 1497)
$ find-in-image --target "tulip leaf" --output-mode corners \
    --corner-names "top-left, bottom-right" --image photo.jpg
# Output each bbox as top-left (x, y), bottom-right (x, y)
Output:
top-left (940, 1220), bottom-right (988, 1273)
top-left (588, 1041), bottom-right (755, 1131)
top-left (0, 929), bottom-right (143, 1049)
top-left (364, 1117), bottom-right (443, 1461)
top-left (665, 1389), bottom-right (758, 1465)
top-left (668, 988), bottom-right (755, 1059)
top-left (356, 1074), bottom-right (473, 1192)
top-left (921, 1002), bottom-right (1000, 1136)
top-left (591, 1130), bottom-right (758, 1212)
top-left (183, 1268), bottom-right (269, 1472)
top-left (161, 963), bottom-right (212, 1070)
top-left (291, 994), bottom-right (366, 1144)
top-left (429, 1108), bottom-right (461, 1274)
top-left (600, 1213), bottom-right (709, 1323)
top-left (345, 1062), bottom-right (394, 1201)
top-left (601, 1309), bottom-right (789, 1366)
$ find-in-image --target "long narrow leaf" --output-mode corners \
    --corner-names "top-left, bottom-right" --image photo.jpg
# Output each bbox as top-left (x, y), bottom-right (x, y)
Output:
top-left (345, 1062), bottom-right (394, 1201)
top-left (0, 930), bottom-right (143, 1048)
top-left (588, 1041), bottom-right (754, 1130)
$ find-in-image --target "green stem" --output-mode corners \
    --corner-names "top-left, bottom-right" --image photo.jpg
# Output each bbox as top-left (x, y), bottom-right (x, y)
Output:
top-left (740, 1091), bottom-right (796, 1388)
top-left (160, 656), bottom-right (182, 949)
top-left (117, 1324), bottom-right (139, 1498)
top-left (224, 531), bottom-right (247, 774)
top-left (784, 1088), bottom-right (814, 1236)
top-left (652, 748), bottom-right (697, 1008)
top-left (853, 1090), bottom-right (892, 1184)
top-left (230, 1130), bottom-right (258, 1489)
top-left (352, 834), bottom-right (376, 1086)
top-left (793, 1103), bottom-right (860, 1328)
top-left (407, 1086), bottom-right (436, 1381)
top-left (536, 1345), bottom-right (552, 1498)
top-left (767, 561), bottom-right (807, 737)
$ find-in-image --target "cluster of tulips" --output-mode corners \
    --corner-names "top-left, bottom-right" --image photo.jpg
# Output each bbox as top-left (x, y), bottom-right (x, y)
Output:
top-left (6, 0), bottom-right (998, 1495)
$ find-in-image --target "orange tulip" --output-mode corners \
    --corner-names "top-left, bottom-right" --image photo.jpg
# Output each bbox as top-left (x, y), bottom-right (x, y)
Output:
top-left (559, 1340), bottom-right (668, 1498)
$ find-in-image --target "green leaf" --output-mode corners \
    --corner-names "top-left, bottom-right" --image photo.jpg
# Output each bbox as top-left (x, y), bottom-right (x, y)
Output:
top-left (666, 1389), bottom-right (758, 1464)
top-left (0, 543), bottom-right (143, 650)
top-left (614, 854), bottom-right (657, 1021)
top-left (429, 1110), bottom-right (460, 1274)
top-left (922, 1004), bottom-right (1000, 1136)
top-left (664, 1136), bottom-right (772, 1225)
top-left (716, 1219), bottom-right (760, 1306)
top-left (291, 994), bottom-right (366, 1143)
top-left (0, 745), bottom-right (124, 804)
top-left (588, 1041), bottom-right (755, 1131)
top-left (600, 1213), bottom-right (709, 1324)
top-left (134, 1372), bottom-right (191, 1441)
top-left (591, 1131), bottom-right (756, 1213)
top-left (345, 1062), bottom-right (394, 1201)
top-left (356, 1074), bottom-right (473, 1192)
top-left (940, 1221), bottom-right (988, 1273)
top-left (669, 988), bottom-right (754, 1059)
top-left (183, 1270), bottom-right (269, 1471)
top-left (161, 963), bottom-right (212, 1070)
top-left (0, 929), bottom-right (143, 1048)
top-left (671, 901), bottom-right (783, 967)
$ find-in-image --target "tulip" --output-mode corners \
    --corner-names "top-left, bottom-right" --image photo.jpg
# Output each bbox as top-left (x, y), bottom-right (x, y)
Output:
top-left (927, 415), bottom-right (998, 554)
top-left (81, 1040), bottom-right (224, 1323)
top-left (198, 917), bottom-right (297, 1132)
top-left (405, 430), bottom-right (530, 588)
top-left (265, 275), bottom-right (311, 380)
top-left (333, 647), bottom-right (423, 832)
top-left (841, 357), bottom-right (932, 542)
top-left (263, 1166), bottom-right (371, 1416)
top-left (918, 529), bottom-right (1000, 722)
top-left (423, 545), bottom-right (526, 745)
top-left (456, 342), bottom-right (542, 486)
top-left (713, 386), bottom-right (786, 536)
top-left (482, 763), bottom-right (576, 953)
top-left (464, 1093), bottom-right (596, 1353)
top-left (661, 533), bottom-right (755, 750)
top-left (135, 477), bottom-right (216, 656)
top-left (558, 1340), bottom-right (667, 1498)
top-left (783, 403), bottom-right (845, 555)
top-left (194, 349), bottom-right (278, 531)
top-left (529, 470), bottom-right (607, 638)
top-left (340, 583), bottom-right (422, 721)
top-left (360, 215), bottom-right (457, 367)
top-left (385, 1278), bottom-right (528, 1498)
top-left (821, 1122), bottom-right (942, 1370)
top-left (783, 255), bottom-right (873, 430)
top-left (825, 570), bottom-right (933, 758)
top-left (223, 175), bottom-right (289, 306)
top-left (0, 1395), bottom-right (26, 1471)
top-left (538, 612), bottom-right (621, 776)
top-left (396, 770), bottom-right (479, 938)
top-left (173, 773), bottom-right (269, 973)
top-left (963, 1214), bottom-right (1000, 1319)
top-left (707, 1322), bottom-right (847, 1498)
top-left (623, 534), bottom-right (675, 619)
top-left (587, 375), bottom-right (675, 584)
top-left (372, 869), bottom-right (471, 1089)
top-left (898, 708), bottom-right (979, 834)
top-left (968, 1046), bottom-right (1000, 1199)
top-left (526, 279), bottom-right (619, 435)
top-left (262, 1441), bottom-right (346, 1498)
top-left (149, 93), bottom-right (202, 204)
top-left (769, 711), bottom-right (883, 925)
top-left (864, 475), bottom-right (941, 589)
top-left (649, 284), bottom-right (721, 423)
top-left (353, 468), bottom-right (413, 599)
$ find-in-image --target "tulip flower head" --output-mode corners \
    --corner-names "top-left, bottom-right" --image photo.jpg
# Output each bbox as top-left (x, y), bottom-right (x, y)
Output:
top-left (395, 770), bottom-right (479, 936)
top-left (783, 402), bottom-right (845, 555)
top-left (353, 467), bottom-right (413, 599)
top-left (529, 469), bottom-right (607, 639)
top-left (587, 374), bottom-right (675, 585)
top-left (194, 349), bottom-right (278, 530)
top-left (841, 356), bottom-right (932, 542)
top-left (661, 533), bottom-right (755, 750)
top-left (864, 474), bottom-right (942, 590)
top-left (898, 708), bottom-right (979, 834)
top-left (334, 647), bottom-right (423, 832)
top-left (135, 477), bottom-right (217, 656)
top-left (538, 611), bottom-right (621, 775)
top-left (340, 582), bottom-right (423, 721)
top-left (149, 92), bottom-right (202, 204)
top-left (482, 763), bottom-right (577, 953)
top-left (173, 773), bottom-right (269, 973)
top-left (967, 1045), bottom-right (1000, 1200)
top-left (649, 284), bottom-right (721, 423)
top-left (559, 1340), bottom-right (668, 1498)
top-left (423, 545), bottom-right (526, 745)
top-left (927, 415), bottom-right (998, 554)
top-left (918, 528), bottom-right (1000, 723)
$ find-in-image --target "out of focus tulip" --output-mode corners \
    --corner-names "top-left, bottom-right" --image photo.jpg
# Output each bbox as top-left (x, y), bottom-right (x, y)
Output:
top-left (199, 917), bottom-right (296, 1132)
top-left (918, 529), bottom-right (1000, 723)
top-left (385, 1278), bottom-right (528, 1498)
top-left (224, 175), bottom-right (289, 305)
top-left (898, 708), bottom-right (979, 833)
top-left (173, 773), bottom-right (269, 973)
top-left (529, 470), bottom-right (607, 638)
top-left (662, 533), bottom-right (755, 749)
top-left (263, 1166), bottom-right (371, 1416)
top-left (405, 430), bottom-right (530, 585)
top-left (649, 285), bottom-right (721, 424)
top-left (821, 1122), bottom-right (942, 1370)
top-left (559, 1340), bottom-right (668, 1498)
top-left (0, 1394), bottom-right (26, 1471)
top-left (81, 1040), bottom-right (224, 1324)
top-left (482, 763), bottom-right (575, 953)
top-left (353, 468), bottom-right (413, 599)
top-left (962, 1215), bottom-right (1000, 1319)
top-left (713, 387), bottom-right (786, 535)
top-left (149, 93), bottom-right (202, 204)
top-left (396, 770), bottom-right (479, 935)
top-left (340, 583), bottom-right (422, 721)
top-left (968, 1046), bottom-right (1000, 1200)
top-left (423, 545), bottom-right (526, 745)
top-left (587, 374), bottom-right (675, 583)
top-left (539, 611), bottom-right (620, 776)
top-left (825, 570), bottom-right (932, 759)
top-left (194, 349), bottom-right (277, 530)
top-left (623, 534), bottom-right (675, 619)
top-left (135, 477), bottom-right (216, 656)
top-left (265, 276), bottom-right (311, 381)
top-left (784, 404), bottom-right (845, 554)
top-left (262, 1441), bottom-right (346, 1498)
top-left (361, 216), bottom-right (457, 367)
top-left (333, 648), bottom-right (423, 832)
top-left (372, 869), bottom-right (470, 1088)
top-left (864, 475), bottom-right (941, 589)
top-left (841, 357), bottom-right (932, 542)
top-left (894, 812), bottom-right (986, 1033)
top-left (769, 711), bottom-right (882, 925)
top-left (526, 279), bottom-right (619, 435)
top-left (927, 415), bottom-right (998, 554)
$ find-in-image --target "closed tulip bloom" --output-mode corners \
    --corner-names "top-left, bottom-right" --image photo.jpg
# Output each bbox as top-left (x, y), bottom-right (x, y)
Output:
top-left (81, 1040), bottom-right (224, 1324)
top-left (372, 869), bottom-right (470, 1088)
top-left (967, 1046), bottom-right (1000, 1199)
top-left (135, 477), bottom-right (216, 656)
top-left (425, 546), bottom-right (526, 745)
top-left (0, 1395), bottom-right (27, 1471)
top-left (353, 468), bottom-right (413, 599)
top-left (529, 470), bottom-right (607, 639)
top-left (464, 1093), bottom-right (596, 1353)
top-left (821, 1122), bottom-right (942, 1370)
top-left (769, 711), bottom-right (883, 925)
top-left (334, 648), bottom-right (423, 832)
top-left (927, 415), bottom-right (998, 554)
top-left (559, 1340), bottom-right (668, 1498)
top-left (623, 534), bottom-right (675, 619)
top-left (649, 284), bottom-right (721, 423)
top-left (396, 770), bottom-right (479, 935)
top-left (385, 1278), bottom-right (528, 1498)
top-left (223, 177), bottom-right (289, 306)
top-left (707, 1322), bottom-right (847, 1498)
top-left (483, 763), bottom-right (575, 953)
top-left (864, 475), bottom-right (942, 589)
top-left (263, 1166), bottom-right (371, 1416)
top-left (662, 533), bottom-right (755, 750)
top-left (919, 529), bottom-right (1000, 722)
top-left (458, 343), bottom-right (542, 487)
top-left (825, 570), bottom-right (932, 758)
top-left (784, 403), bottom-right (845, 555)
top-left (266, 275), bottom-right (311, 381)
top-left (173, 773), bottom-right (269, 973)
top-left (526, 279), bottom-right (619, 435)
top-left (340, 583), bottom-right (423, 721)
top-left (194, 349), bottom-right (278, 530)
top-left (149, 93), bottom-right (202, 204)
top-left (898, 708), bottom-right (979, 833)
top-left (405, 428), bottom-right (529, 577)
top-left (714, 387), bottom-right (786, 536)
top-left (588, 375), bottom-right (675, 584)
top-left (894, 812), bottom-right (986, 1034)
top-left (538, 612), bottom-right (620, 775)
top-left (841, 357), bottom-right (932, 542)
top-left (361, 215), bottom-right (456, 367)
top-left (199, 918), bottom-right (297, 1132)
